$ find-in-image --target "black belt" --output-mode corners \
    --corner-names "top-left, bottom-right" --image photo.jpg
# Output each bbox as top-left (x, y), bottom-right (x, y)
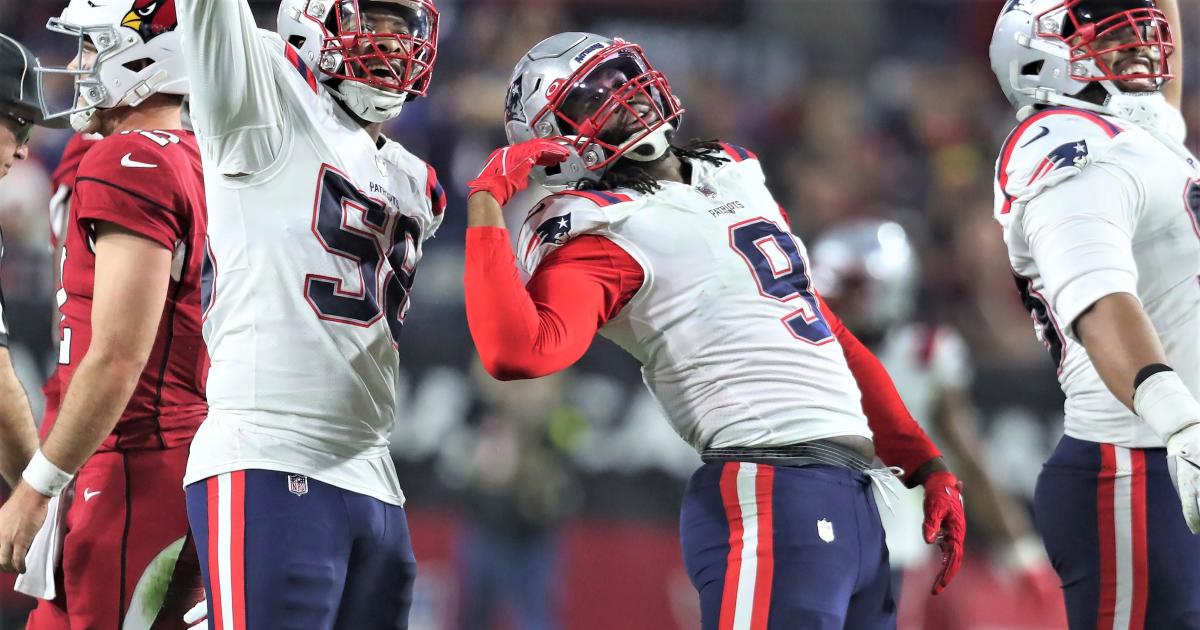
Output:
top-left (701, 439), bottom-right (873, 471)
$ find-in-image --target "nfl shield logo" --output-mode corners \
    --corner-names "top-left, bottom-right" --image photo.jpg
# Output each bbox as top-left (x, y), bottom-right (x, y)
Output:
top-left (287, 474), bottom-right (309, 497)
top-left (817, 518), bottom-right (835, 543)
top-left (698, 184), bottom-right (718, 199)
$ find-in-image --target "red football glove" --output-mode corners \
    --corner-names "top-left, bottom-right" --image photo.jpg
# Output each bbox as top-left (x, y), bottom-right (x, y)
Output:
top-left (467, 139), bottom-right (570, 207)
top-left (922, 470), bottom-right (966, 595)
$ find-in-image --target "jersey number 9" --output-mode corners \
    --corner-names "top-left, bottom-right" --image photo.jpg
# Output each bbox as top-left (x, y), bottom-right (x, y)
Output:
top-left (730, 218), bottom-right (833, 345)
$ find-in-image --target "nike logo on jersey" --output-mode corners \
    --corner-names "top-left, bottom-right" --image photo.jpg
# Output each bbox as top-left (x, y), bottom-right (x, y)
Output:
top-left (83, 488), bottom-right (101, 501)
top-left (1019, 126), bottom-right (1051, 148)
top-left (121, 153), bottom-right (158, 169)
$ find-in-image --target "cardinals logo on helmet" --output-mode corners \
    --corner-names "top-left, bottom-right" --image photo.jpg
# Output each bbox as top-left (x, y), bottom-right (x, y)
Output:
top-left (121, 0), bottom-right (177, 42)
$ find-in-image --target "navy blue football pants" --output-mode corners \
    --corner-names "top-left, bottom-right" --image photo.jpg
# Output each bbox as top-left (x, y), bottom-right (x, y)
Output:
top-left (1035, 435), bottom-right (1200, 629)
top-left (680, 461), bottom-right (896, 629)
top-left (185, 470), bottom-right (416, 630)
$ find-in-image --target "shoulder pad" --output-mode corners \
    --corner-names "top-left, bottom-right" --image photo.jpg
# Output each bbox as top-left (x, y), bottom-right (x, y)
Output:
top-left (77, 130), bottom-right (189, 181)
top-left (377, 140), bottom-right (446, 236)
top-left (281, 40), bottom-right (319, 94)
top-left (515, 191), bottom-right (624, 273)
top-left (717, 142), bottom-right (759, 163)
top-left (995, 107), bottom-right (1125, 216)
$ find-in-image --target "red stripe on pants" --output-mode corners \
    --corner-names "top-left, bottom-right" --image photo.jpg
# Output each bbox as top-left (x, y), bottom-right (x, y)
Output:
top-left (230, 471), bottom-right (247, 630)
top-left (1097, 444), bottom-right (1117, 630)
top-left (750, 466), bottom-right (775, 630)
top-left (719, 463), bottom-right (744, 630)
top-left (206, 477), bottom-right (225, 630)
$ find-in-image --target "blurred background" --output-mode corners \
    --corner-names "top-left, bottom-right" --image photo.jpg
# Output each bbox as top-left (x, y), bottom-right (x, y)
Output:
top-left (0, 0), bottom-right (1198, 628)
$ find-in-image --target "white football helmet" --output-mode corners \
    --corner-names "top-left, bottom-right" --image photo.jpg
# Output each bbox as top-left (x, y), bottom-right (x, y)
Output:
top-left (277, 0), bottom-right (438, 123)
top-left (990, 0), bottom-right (1178, 126)
top-left (40, 0), bottom-right (189, 134)
top-left (504, 32), bottom-right (685, 190)
top-left (810, 220), bottom-right (917, 337)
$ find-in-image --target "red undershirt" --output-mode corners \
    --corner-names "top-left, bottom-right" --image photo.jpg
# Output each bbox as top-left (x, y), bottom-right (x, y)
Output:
top-left (464, 226), bottom-right (941, 483)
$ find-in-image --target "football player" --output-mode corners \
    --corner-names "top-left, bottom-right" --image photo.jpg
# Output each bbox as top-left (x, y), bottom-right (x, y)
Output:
top-left (0, 2), bottom-right (208, 629)
top-left (174, 0), bottom-right (444, 627)
top-left (0, 33), bottom-right (66, 490)
top-left (990, 0), bottom-right (1199, 626)
top-left (811, 221), bottom-right (1051, 600)
top-left (464, 32), bottom-right (967, 628)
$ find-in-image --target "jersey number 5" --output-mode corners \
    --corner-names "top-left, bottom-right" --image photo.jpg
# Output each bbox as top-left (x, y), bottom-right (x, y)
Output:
top-left (730, 218), bottom-right (833, 345)
top-left (305, 166), bottom-right (421, 345)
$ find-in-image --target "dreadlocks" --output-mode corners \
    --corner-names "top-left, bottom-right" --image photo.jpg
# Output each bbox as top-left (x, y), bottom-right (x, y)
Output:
top-left (575, 139), bottom-right (730, 196)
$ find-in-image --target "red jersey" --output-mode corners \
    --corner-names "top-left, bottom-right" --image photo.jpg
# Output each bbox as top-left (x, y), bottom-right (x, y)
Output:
top-left (43, 133), bottom-right (102, 429)
top-left (52, 129), bottom-right (208, 451)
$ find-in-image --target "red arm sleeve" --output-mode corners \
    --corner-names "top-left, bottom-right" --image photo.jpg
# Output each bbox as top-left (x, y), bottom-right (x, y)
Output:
top-left (464, 227), bottom-right (644, 380)
top-left (819, 297), bottom-right (943, 486)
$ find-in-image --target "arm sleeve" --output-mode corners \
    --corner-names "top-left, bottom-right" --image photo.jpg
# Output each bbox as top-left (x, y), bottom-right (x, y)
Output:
top-left (819, 297), bottom-right (942, 486)
top-left (1021, 163), bottom-right (1142, 340)
top-left (465, 227), bottom-right (644, 380)
top-left (175, 0), bottom-right (285, 175)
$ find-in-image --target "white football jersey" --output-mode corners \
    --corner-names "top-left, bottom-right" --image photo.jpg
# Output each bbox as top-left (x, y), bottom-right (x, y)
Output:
top-left (178, 1), bottom-right (444, 505)
top-left (994, 106), bottom-right (1200, 448)
top-left (514, 146), bottom-right (872, 451)
top-left (875, 324), bottom-right (971, 568)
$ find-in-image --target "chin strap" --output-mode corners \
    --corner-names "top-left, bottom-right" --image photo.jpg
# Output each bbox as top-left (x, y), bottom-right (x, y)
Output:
top-left (330, 81), bottom-right (407, 124)
top-left (70, 109), bottom-right (99, 134)
top-left (623, 126), bottom-right (671, 162)
top-left (1107, 92), bottom-right (1187, 142)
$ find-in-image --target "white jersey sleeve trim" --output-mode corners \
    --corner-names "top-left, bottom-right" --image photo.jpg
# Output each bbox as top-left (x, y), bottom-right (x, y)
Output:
top-left (176, 0), bottom-right (285, 176)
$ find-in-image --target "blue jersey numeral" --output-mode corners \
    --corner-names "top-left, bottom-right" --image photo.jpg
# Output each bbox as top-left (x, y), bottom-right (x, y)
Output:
top-left (729, 218), bottom-right (833, 345)
top-left (304, 166), bottom-right (422, 345)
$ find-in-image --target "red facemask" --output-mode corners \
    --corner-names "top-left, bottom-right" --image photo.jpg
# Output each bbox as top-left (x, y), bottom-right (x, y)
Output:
top-left (320, 0), bottom-right (439, 99)
top-left (534, 41), bottom-right (684, 172)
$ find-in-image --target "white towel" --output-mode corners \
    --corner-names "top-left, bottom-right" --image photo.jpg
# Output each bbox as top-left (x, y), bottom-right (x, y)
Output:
top-left (14, 494), bottom-right (64, 600)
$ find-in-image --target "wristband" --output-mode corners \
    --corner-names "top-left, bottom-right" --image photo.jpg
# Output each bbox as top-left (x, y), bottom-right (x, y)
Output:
top-left (22, 449), bottom-right (73, 498)
top-left (1134, 363), bottom-right (1173, 390)
top-left (1133, 369), bottom-right (1200, 441)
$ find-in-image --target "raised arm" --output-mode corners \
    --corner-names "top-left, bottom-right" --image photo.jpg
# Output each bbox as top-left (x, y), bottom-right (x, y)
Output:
top-left (175, 0), bottom-right (284, 175)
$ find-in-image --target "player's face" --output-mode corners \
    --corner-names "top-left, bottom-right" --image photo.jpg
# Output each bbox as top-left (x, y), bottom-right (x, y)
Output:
top-left (1090, 24), bottom-right (1163, 92)
top-left (0, 112), bottom-right (32, 180)
top-left (560, 66), bottom-right (661, 144)
top-left (67, 42), bottom-right (99, 108)
top-left (353, 7), bottom-right (414, 93)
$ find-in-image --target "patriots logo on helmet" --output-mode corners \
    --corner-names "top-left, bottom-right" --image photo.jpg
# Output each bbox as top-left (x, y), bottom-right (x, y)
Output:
top-left (505, 78), bottom-right (526, 124)
top-left (121, 0), bottom-right (177, 42)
